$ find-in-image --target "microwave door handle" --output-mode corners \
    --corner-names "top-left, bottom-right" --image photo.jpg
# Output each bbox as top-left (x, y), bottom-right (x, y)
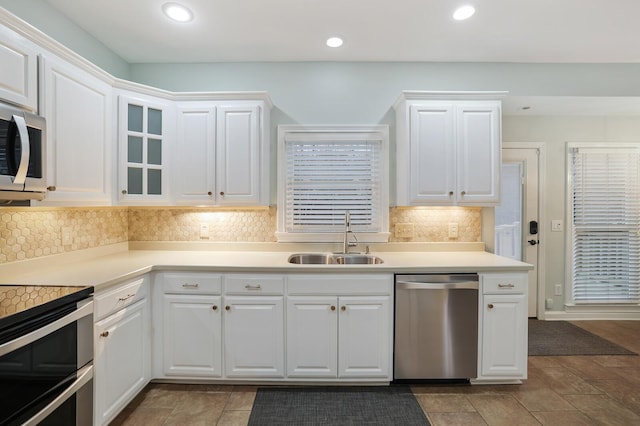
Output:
top-left (12, 114), bottom-right (30, 185)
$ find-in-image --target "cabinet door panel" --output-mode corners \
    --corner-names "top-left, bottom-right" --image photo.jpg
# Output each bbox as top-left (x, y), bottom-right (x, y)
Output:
top-left (338, 296), bottom-right (390, 378)
top-left (408, 104), bottom-right (456, 204)
top-left (480, 293), bottom-right (527, 377)
top-left (38, 56), bottom-right (112, 205)
top-left (224, 296), bottom-right (284, 377)
top-left (163, 294), bottom-right (222, 377)
top-left (456, 104), bottom-right (501, 204)
top-left (0, 26), bottom-right (37, 110)
top-left (95, 298), bottom-right (149, 426)
top-left (286, 297), bottom-right (338, 378)
top-left (216, 105), bottom-right (261, 205)
top-left (175, 107), bottom-right (216, 204)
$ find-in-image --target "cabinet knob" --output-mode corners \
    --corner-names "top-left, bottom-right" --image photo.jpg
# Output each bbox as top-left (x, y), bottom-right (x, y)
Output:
top-left (121, 190), bottom-right (127, 195)
top-left (212, 305), bottom-right (218, 311)
top-left (208, 191), bottom-right (213, 196)
top-left (330, 305), bottom-right (336, 311)
top-left (448, 191), bottom-right (454, 196)
top-left (100, 331), bottom-right (110, 337)
top-left (220, 191), bottom-right (225, 196)
top-left (47, 186), bottom-right (56, 192)
top-left (225, 305), bottom-right (231, 311)
top-left (341, 306), bottom-right (346, 312)
top-left (461, 191), bottom-right (466, 196)
top-left (488, 303), bottom-right (494, 309)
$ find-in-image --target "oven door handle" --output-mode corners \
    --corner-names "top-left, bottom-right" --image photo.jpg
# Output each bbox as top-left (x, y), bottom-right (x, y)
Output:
top-left (21, 363), bottom-right (93, 426)
top-left (0, 299), bottom-right (93, 357)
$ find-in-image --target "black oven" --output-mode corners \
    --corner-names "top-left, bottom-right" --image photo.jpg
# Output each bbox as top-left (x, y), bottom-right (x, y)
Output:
top-left (0, 286), bottom-right (93, 425)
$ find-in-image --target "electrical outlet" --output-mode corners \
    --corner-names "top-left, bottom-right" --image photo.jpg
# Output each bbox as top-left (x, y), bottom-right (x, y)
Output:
top-left (199, 223), bottom-right (209, 239)
top-left (555, 284), bottom-right (562, 296)
top-left (61, 227), bottom-right (72, 245)
top-left (395, 223), bottom-right (414, 238)
top-left (551, 220), bottom-right (563, 232)
top-left (448, 223), bottom-right (459, 239)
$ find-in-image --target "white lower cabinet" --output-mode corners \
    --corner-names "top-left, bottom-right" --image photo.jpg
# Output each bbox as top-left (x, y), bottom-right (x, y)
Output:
top-left (476, 273), bottom-right (528, 382)
top-left (94, 277), bottom-right (150, 426)
top-left (163, 294), bottom-right (222, 377)
top-left (286, 274), bottom-right (393, 381)
top-left (223, 295), bottom-right (285, 378)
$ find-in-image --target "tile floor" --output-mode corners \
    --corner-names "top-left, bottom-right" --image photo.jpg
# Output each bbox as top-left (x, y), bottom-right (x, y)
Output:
top-left (112, 320), bottom-right (640, 425)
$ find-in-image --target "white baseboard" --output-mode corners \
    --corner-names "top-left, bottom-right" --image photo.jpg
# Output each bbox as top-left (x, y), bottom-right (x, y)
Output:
top-left (543, 311), bottom-right (640, 321)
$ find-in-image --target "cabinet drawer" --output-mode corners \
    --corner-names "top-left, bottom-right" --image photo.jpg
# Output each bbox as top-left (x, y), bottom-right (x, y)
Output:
top-left (224, 274), bottom-right (284, 295)
top-left (288, 274), bottom-right (393, 295)
top-left (161, 272), bottom-right (222, 294)
top-left (481, 273), bottom-right (527, 294)
top-left (95, 277), bottom-right (147, 320)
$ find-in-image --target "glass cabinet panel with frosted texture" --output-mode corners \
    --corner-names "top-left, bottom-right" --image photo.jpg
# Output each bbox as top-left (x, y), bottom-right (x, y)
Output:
top-left (120, 97), bottom-right (166, 202)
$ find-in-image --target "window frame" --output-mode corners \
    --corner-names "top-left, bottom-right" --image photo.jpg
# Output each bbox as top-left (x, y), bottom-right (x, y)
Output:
top-left (276, 125), bottom-right (390, 243)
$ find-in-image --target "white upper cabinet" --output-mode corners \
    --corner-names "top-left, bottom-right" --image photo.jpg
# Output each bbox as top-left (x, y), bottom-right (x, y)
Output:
top-left (117, 91), bottom-right (174, 205)
top-left (0, 24), bottom-right (38, 111)
top-left (174, 100), bottom-right (270, 206)
top-left (36, 55), bottom-right (112, 205)
top-left (395, 92), bottom-right (503, 206)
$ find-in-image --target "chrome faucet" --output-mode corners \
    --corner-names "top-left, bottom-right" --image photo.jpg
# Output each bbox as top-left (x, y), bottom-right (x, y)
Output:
top-left (343, 211), bottom-right (358, 254)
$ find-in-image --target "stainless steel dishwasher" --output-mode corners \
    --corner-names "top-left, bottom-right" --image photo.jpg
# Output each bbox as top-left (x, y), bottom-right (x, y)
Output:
top-left (394, 274), bottom-right (478, 380)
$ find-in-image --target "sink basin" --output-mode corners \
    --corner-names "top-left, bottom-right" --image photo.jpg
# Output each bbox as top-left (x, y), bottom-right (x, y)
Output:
top-left (334, 254), bottom-right (384, 264)
top-left (287, 253), bottom-right (383, 265)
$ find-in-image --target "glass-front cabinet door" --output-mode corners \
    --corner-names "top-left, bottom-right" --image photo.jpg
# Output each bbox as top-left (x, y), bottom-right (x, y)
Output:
top-left (118, 94), bottom-right (170, 204)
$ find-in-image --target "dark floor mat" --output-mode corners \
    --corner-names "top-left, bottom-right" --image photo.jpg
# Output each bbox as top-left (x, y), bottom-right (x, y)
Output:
top-left (248, 385), bottom-right (430, 426)
top-left (528, 319), bottom-right (636, 356)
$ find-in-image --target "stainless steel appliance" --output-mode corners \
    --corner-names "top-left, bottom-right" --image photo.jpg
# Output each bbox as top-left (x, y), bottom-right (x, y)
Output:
top-left (0, 285), bottom-right (93, 425)
top-left (394, 274), bottom-right (478, 380)
top-left (0, 102), bottom-right (47, 201)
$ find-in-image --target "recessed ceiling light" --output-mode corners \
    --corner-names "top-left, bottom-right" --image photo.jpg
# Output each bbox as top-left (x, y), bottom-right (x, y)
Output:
top-left (326, 37), bottom-right (344, 48)
top-left (453, 5), bottom-right (475, 21)
top-left (162, 3), bottom-right (193, 23)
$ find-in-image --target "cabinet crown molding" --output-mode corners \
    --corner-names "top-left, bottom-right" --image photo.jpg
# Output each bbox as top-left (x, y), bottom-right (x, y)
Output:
top-left (394, 91), bottom-right (509, 109)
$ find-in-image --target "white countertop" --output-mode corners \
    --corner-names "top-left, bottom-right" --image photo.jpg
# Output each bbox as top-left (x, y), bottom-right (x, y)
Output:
top-left (0, 243), bottom-right (533, 292)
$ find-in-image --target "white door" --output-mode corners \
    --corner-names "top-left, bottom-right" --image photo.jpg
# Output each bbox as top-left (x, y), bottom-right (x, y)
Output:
top-left (495, 147), bottom-right (540, 317)
top-left (286, 296), bottom-right (338, 378)
top-left (223, 296), bottom-right (284, 378)
top-left (338, 296), bottom-right (390, 378)
top-left (163, 294), bottom-right (222, 377)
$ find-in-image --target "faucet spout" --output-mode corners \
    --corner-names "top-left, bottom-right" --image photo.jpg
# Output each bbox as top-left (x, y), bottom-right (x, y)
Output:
top-left (343, 211), bottom-right (358, 254)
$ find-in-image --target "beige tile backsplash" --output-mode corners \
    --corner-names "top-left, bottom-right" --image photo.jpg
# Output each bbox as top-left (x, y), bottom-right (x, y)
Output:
top-left (0, 206), bottom-right (481, 264)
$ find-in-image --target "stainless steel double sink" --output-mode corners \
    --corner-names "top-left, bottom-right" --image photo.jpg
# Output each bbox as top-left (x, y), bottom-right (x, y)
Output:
top-left (287, 253), bottom-right (384, 265)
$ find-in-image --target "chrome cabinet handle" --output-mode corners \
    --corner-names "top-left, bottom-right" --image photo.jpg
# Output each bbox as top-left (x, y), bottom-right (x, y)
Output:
top-left (182, 283), bottom-right (199, 289)
top-left (118, 294), bottom-right (135, 302)
top-left (245, 284), bottom-right (262, 290)
top-left (498, 283), bottom-right (515, 289)
top-left (12, 115), bottom-right (30, 185)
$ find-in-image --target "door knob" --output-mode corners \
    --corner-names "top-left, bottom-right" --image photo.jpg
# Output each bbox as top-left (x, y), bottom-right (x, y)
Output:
top-left (528, 239), bottom-right (539, 246)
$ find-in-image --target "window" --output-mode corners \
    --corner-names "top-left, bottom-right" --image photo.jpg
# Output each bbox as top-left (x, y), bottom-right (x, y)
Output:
top-left (277, 126), bottom-right (389, 243)
top-left (569, 144), bottom-right (640, 304)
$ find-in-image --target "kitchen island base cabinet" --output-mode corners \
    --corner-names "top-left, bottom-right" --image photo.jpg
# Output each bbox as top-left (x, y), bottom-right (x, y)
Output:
top-left (475, 273), bottom-right (528, 384)
top-left (94, 277), bottom-right (150, 426)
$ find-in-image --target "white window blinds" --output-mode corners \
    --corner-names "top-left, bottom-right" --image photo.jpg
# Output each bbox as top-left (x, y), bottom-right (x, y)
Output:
top-left (571, 147), bottom-right (640, 304)
top-left (277, 126), bottom-right (389, 242)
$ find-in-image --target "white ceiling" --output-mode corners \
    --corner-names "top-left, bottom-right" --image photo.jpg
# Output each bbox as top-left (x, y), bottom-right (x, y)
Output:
top-left (43, 0), bottom-right (640, 64)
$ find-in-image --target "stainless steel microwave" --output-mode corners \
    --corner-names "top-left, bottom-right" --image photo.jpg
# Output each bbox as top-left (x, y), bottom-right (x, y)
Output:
top-left (0, 103), bottom-right (47, 201)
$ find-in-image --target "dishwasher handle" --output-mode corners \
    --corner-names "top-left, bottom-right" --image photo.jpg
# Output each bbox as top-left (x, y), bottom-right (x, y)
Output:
top-left (396, 280), bottom-right (478, 290)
